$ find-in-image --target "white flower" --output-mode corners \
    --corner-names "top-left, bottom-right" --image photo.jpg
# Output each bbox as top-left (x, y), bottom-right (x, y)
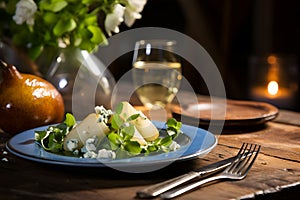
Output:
top-left (105, 4), bottom-right (125, 36)
top-left (13, 0), bottom-right (37, 26)
top-left (124, 0), bottom-right (147, 27)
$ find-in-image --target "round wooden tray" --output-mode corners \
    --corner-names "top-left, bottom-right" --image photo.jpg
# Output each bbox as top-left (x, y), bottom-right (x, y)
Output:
top-left (171, 99), bottom-right (279, 127)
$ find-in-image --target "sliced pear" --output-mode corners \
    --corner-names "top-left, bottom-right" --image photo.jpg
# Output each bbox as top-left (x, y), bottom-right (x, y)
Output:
top-left (63, 113), bottom-right (110, 151)
top-left (119, 101), bottom-right (159, 142)
top-left (130, 126), bottom-right (147, 146)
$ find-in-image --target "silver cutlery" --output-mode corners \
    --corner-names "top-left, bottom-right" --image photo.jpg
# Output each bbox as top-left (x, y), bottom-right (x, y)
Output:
top-left (136, 143), bottom-right (257, 198)
top-left (160, 143), bottom-right (261, 199)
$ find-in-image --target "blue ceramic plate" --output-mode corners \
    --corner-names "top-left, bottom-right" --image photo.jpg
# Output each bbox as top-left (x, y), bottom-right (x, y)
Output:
top-left (6, 121), bottom-right (217, 170)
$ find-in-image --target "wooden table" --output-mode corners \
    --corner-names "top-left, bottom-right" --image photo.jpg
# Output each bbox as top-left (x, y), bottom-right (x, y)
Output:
top-left (0, 105), bottom-right (300, 199)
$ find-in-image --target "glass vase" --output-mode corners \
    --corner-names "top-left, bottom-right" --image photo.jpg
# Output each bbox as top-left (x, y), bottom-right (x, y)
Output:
top-left (44, 47), bottom-right (115, 119)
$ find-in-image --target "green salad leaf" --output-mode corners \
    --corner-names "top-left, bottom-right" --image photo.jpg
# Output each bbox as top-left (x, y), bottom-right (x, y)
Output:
top-left (35, 113), bottom-right (76, 153)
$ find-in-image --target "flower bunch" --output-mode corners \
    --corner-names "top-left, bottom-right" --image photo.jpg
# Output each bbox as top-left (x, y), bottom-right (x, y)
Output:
top-left (0, 0), bottom-right (147, 59)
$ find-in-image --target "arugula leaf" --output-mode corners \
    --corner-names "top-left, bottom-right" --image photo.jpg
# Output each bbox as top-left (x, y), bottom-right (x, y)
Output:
top-left (167, 118), bottom-right (182, 130)
top-left (124, 141), bottom-right (142, 155)
top-left (107, 132), bottom-right (122, 150)
top-left (111, 114), bottom-right (124, 130)
top-left (166, 118), bottom-right (182, 139)
top-left (160, 136), bottom-right (173, 147)
top-left (64, 113), bottom-right (76, 127)
top-left (115, 102), bottom-right (123, 114)
top-left (34, 130), bottom-right (47, 142)
top-left (122, 125), bottom-right (134, 140)
top-left (146, 144), bottom-right (159, 153)
top-left (35, 113), bottom-right (76, 153)
top-left (126, 113), bottom-right (140, 122)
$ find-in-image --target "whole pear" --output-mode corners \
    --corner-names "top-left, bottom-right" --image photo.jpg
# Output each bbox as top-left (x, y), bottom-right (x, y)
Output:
top-left (0, 60), bottom-right (65, 135)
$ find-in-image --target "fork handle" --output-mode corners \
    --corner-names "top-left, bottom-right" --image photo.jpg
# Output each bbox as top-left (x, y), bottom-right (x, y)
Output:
top-left (137, 172), bottom-right (199, 198)
top-left (160, 174), bottom-right (227, 199)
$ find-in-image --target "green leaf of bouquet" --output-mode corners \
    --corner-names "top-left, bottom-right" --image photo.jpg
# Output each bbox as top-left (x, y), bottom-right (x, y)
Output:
top-left (78, 41), bottom-right (95, 52)
top-left (6, 0), bottom-right (19, 14)
top-left (28, 45), bottom-right (44, 60)
top-left (43, 31), bottom-right (51, 42)
top-left (53, 18), bottom-right (77, 36)
top-left (12, 27), bottom-right (30, 46)
top-left (87, 26), bottom-right (107, 45)
top-left (39, 0), bottom-right (68, 12)
top-left (43, 12), bottom-right (58, 25)
top-left (64, 113), bottom-right (76, 127)
top-left (83, 15), bottom-right (97, 25)
top-left (72, 34), bottom-right (82, 47)
top-left (82, 0), bottom-right (95, 5)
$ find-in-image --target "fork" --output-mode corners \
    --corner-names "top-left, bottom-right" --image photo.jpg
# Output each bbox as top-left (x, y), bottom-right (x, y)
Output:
top-left (160, 143), bottom-right (261, 199)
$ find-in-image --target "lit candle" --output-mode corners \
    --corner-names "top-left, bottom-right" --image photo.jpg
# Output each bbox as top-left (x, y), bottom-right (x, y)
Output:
top-left (249, 54), bottom-right (298, 109)
top-left (267, 81), bottom-right (279, 96)
top-left (251, 81), bottom-right (293, 107)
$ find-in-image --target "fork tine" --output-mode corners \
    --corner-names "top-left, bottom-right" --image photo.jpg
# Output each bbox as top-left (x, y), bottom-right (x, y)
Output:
top-left (237, 144), bottom-right (261, 175)
top-left (233, 143), bottom-right (254, 174)
top-left (225, 143), bottom-right (248, 173)
top-left (225, 143), bottom-right (261, 174)
top-left (231, 143), bottom-right (260, 175)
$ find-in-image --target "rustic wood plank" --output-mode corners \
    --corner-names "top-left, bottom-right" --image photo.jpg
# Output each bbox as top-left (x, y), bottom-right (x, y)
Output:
top-left (274, 109), bottom-right (300, 126)
top-left (218, 122), bottom-right (300, 162)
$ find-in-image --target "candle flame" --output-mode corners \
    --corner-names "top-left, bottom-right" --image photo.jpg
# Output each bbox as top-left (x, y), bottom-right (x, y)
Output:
top-left (267, 81), bottom-right (279, 96)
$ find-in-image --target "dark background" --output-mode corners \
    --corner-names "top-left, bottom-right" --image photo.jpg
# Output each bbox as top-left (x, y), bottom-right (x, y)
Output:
top-left (109, 0), bottom-right (300, 111)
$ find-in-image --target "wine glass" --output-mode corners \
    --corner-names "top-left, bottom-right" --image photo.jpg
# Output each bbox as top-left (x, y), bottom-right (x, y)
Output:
top-left (132, 40), bottom-right (182, 119)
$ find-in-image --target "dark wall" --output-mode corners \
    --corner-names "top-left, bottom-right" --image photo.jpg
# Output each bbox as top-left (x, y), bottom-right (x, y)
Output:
top-left (109, 0), bottom-right (300, 111)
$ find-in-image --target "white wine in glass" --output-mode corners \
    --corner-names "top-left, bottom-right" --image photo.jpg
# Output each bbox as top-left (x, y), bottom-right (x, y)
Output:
top-left (132, 40), bottom-right (182, 110)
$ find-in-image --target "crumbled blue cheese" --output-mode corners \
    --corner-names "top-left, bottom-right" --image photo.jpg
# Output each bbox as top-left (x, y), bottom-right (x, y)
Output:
top-left (66, 139), bottom-right (79, 151)
top-left (73, 149), bottom-right (79, 156)
top-left (169, 141), bottom-right (180, 151)
top-left (95, 105), bottom-right (113, 123)
top-left (80, 136), bottom-right (116, 159)
top-left (97, 149), bottom-right (116, 159)
top-left (81, 136), bottom-right (98, 153)
top-left (83, 151), bottom-right (98, 158)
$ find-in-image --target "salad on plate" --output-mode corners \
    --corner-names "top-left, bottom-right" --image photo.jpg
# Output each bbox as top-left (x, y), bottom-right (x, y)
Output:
top-left (34, 101), bottom-right (183, 159)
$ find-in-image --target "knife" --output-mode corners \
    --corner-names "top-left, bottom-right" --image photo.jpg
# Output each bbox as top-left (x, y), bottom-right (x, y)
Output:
top-left (136, 155), bottom-right (241, 198)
